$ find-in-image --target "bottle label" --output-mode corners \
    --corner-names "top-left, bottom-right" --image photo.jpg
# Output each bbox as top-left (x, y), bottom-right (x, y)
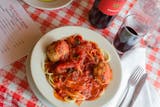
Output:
top-left (98, 0), bottom-right (126, 16)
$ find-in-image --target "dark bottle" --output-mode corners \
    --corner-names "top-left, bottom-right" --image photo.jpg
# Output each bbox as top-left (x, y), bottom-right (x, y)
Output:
top-left (89, 0), bottom-right (126, 29)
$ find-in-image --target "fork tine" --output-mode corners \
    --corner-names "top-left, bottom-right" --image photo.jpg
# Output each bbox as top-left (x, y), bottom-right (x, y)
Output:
top-left (130, 66), bottom-right (144, 85)
top-left (134, 69), bottom-right (142, 82)
top-left (130, 67), bottom-right (140, 80)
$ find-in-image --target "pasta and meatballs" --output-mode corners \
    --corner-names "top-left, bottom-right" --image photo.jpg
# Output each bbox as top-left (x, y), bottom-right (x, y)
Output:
top-left (44, 34), bottom-right (112, 105)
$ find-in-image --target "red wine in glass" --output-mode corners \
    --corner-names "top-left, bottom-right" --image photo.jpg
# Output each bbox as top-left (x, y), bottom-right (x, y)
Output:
top-left (113, 26), bottom-right (139, 54)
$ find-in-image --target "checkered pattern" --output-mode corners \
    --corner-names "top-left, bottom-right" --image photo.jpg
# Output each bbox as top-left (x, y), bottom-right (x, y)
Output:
top-left (0, 0), bottom-right (160, 106)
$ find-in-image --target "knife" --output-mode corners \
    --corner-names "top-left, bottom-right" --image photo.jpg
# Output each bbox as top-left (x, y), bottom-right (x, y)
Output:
top-left (128, 73), bottom-right (148, 107)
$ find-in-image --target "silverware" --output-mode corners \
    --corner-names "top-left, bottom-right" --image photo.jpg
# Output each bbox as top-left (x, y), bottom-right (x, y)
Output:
top-left (118, 66), bottom-right (144, 107)
top-left (128, 73), bottom-right (147, 107)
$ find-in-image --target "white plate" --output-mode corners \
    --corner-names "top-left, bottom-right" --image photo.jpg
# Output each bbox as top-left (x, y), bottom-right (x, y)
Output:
top-left (22, 0), bottom-right (73, 10)
top-left (30, 26), bottom-right (122, 107)
top-left (26, 51), bottom-right (54, 107)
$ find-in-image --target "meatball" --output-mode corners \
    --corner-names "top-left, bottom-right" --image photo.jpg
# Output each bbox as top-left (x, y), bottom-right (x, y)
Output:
top-left (66, 35), bottom-right (83, 47)
top-left (47, 40), bottom-right (69, 62)
top-left (93, 62), bottom-right (111, 84)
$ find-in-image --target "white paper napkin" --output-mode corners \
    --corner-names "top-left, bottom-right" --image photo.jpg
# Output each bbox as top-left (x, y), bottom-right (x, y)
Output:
top-left (106, 48), bottom-right (160, 107)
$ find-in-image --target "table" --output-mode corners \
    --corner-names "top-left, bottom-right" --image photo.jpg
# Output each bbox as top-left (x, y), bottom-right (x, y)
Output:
top-left (0, 0), bottom-right (160, 106)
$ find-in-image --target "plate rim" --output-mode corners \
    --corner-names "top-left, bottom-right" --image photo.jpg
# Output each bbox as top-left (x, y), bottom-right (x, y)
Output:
top-left (26, 50), bottom-right (55, 107)
top-left (22, 0), bottom-right (73, 10)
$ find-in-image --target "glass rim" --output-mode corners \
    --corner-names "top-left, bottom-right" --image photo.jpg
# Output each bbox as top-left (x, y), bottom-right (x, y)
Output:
top-left (123, 14), bottom-right (148, 37)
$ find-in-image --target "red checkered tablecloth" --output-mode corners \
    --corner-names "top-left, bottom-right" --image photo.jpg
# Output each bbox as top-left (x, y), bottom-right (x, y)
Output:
top-left (0, 0), bottom-right (160, 107)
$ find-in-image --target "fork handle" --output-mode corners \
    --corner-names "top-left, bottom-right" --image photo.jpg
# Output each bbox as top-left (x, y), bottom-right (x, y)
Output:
top-left (118, 86), bottom-right (129, 107)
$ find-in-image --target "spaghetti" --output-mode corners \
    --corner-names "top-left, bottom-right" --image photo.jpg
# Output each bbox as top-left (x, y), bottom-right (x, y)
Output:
top-left (44, 34), bottom-right (112, 105)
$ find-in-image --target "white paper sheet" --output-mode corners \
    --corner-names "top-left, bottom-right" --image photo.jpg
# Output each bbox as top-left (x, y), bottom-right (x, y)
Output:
top-left (0, 0), bottom-right (41, 68)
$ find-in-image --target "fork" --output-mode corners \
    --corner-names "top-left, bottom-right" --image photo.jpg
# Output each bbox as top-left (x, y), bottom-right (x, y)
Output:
top-left (117, 66), bottom-right (144, 107)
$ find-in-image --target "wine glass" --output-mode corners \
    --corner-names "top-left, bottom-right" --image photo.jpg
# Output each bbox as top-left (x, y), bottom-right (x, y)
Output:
top-left (113, 14), bottom-right (149, 55)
